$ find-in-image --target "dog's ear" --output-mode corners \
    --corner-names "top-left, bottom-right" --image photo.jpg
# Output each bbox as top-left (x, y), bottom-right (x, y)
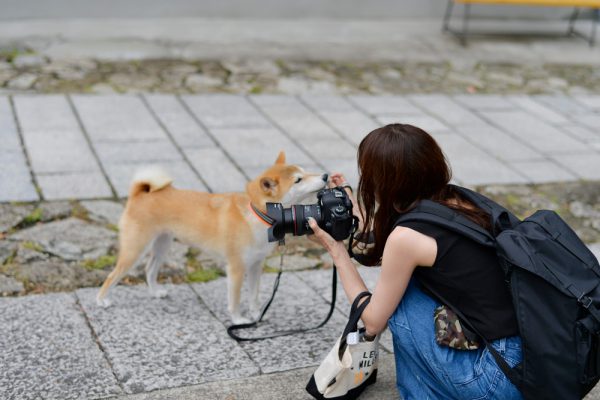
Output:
top-left (260, 177), bottom-right (278, 195)
top-left (274, 151), bottom-right (286, 165)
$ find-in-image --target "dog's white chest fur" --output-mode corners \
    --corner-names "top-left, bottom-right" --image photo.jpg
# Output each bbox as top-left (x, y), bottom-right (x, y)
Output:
top-left (244, 216), bottom-right (277, 267)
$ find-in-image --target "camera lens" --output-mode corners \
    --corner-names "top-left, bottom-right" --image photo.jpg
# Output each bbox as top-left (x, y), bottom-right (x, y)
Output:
top-left (266, 203), bottom-right (322, 242)
top-left (292, 204), bottom-right (322, 236)
top-left (265, 187), bottom-right (354, 243)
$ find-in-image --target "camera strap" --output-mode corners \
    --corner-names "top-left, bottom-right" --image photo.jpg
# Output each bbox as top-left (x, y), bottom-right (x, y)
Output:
top-left (227, 247), bottom-right (338, 342)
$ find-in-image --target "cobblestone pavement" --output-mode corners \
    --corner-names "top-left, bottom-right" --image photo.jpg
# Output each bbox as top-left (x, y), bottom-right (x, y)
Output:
top-left (2, 57), bottom-right (600, 96)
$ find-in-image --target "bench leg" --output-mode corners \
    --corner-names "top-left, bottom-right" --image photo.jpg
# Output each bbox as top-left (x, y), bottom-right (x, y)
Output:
top-left (591, 9), bottom-right (599, 47)
top-left (443, 0), bottom-right (454, 32)
top-left (461, 3), bottom-right (472, 46)
top-left (568, 8), bottom-right (580, 35)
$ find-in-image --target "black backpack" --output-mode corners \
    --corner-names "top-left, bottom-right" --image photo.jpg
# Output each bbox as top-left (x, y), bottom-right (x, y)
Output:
top-left (395, 185), bottom-right (600, 400)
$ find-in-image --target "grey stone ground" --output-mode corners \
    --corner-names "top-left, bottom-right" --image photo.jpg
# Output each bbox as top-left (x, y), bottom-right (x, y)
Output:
top-left (0, 265), bottom-right (394, 399)
top-left (1, 18), bottom-right (599, 64)
top-left (1, 93), bottom-right (600, 203)
top-left (1, 16), bottom-right (600, 400)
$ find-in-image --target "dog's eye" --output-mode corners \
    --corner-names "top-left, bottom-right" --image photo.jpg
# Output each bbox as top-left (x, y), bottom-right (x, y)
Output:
top-left (295, 177), bottom-right (303, 184)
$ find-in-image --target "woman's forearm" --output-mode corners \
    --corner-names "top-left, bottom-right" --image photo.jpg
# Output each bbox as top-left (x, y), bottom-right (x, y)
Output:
top-left (332, 250), bottom-right (369, 305)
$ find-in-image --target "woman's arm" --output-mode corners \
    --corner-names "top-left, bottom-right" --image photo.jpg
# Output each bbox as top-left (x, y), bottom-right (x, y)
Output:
top-left (359, 227), bottom-right (436, 335)
top-left (308, 220), bottom-right (436, 336)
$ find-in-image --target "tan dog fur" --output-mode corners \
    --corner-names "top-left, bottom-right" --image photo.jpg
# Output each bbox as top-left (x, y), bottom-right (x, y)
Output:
top-left (96, 151), bottom-right (328, 323)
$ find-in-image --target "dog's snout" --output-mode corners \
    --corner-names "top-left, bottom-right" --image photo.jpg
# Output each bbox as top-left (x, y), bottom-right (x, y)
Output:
top-left (321, 173), bottom-right (329, 182)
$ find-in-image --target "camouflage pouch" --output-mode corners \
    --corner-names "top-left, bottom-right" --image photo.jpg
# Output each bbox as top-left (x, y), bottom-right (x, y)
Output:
top-left (434, 305), bottom-right (480, 350)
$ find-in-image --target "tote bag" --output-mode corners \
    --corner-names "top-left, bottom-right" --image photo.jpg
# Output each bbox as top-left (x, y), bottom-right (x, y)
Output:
top-left (306, 291), bottom-right (379, 399)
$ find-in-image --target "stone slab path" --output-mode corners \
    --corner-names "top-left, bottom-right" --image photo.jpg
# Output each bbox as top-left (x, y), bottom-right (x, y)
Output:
top-left (0, 267), bottom-right (396, 399)
top-left (2, 266), bottom-right (600, 399)
top-left (2, 93), bottom-right (600, 203)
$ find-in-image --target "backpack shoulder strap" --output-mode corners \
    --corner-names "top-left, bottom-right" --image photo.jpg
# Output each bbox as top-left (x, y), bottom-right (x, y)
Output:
top-left (395, 199), bottom-right (496, 248)
top-left (451, 185), bottom-right (520, 232)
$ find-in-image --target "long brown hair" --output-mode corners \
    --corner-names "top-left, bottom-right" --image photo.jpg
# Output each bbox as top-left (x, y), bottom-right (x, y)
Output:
top-left (356, 124), bottom-right (491, 266)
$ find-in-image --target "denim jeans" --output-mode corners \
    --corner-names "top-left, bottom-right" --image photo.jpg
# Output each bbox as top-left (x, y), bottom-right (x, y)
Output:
top-left (387, 279), bottom-right (523, 400)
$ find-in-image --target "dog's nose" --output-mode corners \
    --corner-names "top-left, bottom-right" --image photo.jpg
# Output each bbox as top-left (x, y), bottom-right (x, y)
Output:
top-left (321, 173), bottom-right (329, 182)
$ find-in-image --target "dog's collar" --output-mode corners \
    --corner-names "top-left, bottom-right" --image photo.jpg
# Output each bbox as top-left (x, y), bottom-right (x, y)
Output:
top-left (249, 203), bottom-right (274, 227)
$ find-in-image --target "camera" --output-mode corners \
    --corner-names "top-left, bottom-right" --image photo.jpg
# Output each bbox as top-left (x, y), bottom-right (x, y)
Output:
top-left (265, 187), bottom-right (356, 243)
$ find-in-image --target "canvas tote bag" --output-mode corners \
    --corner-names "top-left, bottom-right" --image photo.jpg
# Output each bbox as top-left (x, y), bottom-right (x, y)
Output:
top-left (306, 291), bottom-right (379, 399)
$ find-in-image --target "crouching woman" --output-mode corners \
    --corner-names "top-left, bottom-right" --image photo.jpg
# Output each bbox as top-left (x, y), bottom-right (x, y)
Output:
top-left (308, 124), bottom-right (522, 400)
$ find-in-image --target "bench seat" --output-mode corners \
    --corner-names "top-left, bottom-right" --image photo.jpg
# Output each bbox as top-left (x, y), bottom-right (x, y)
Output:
top-left (455, 0), bottom-right (600, 7)
top-left (445, 0), bottom-right (600, 45)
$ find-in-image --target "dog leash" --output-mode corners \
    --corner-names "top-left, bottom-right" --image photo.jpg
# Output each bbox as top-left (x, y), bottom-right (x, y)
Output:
top-left (227, 246), bottom-right (338, 342)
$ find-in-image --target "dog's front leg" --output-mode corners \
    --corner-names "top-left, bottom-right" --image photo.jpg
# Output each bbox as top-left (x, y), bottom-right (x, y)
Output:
top-left (246, 260), bottom-right (263, 321)
top-left (226, 256), bottom-right (251, 324)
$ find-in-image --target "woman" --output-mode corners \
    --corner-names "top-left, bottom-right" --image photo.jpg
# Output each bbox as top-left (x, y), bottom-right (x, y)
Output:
top-left (308, 124), bottom-right (522, 400)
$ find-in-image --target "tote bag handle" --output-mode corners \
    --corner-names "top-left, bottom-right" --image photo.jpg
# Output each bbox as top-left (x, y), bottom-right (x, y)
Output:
top-left (338, 291), bottom-right (372, 360)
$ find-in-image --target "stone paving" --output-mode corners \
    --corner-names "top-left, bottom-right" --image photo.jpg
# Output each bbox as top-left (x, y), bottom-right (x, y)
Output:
top-left (1, 91), bottom-right (600, 398)
top-left (0, 264), bottom-right (393, 399)
top-left (2, 93), bottom-right (600, 203)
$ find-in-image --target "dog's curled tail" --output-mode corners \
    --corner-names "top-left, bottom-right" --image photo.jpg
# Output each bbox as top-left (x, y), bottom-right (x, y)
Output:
top-left (129, 167), bottom-right (173, 197)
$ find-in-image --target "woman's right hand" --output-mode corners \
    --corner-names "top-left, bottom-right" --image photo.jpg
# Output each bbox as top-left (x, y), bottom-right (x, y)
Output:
top-left (329, 172), bottom-right (364, 230)
top-left (329, 172), bottom-right (348, 188)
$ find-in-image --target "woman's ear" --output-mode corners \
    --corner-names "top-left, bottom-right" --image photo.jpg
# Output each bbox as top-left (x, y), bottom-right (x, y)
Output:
top-left (260, 177), bottom-right (278, 195)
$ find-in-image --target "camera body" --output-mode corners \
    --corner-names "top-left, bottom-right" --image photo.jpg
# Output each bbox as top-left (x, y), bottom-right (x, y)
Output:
top-left (266, 187), bottom-right (356, 243)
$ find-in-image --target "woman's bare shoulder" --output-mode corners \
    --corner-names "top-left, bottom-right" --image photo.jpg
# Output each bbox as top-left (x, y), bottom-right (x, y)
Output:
top-left (385, 226), bottom-right (437, 267)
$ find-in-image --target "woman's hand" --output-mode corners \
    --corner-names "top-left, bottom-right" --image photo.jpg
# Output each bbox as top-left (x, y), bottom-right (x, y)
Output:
top-left (328, 172), bottom-right (364, 231)
top-left (329, 172), bottom-right (347, 189)
top-left (307, 217), bottom-right (348, 261)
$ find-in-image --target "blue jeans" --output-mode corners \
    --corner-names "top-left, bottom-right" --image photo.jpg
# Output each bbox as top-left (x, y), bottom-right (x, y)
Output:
top-left (387, 279), bottom-right (523, 400)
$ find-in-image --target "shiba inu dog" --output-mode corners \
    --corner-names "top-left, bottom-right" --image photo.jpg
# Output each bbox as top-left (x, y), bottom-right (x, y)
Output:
top-left (96, 151), bottom-right (328, 323)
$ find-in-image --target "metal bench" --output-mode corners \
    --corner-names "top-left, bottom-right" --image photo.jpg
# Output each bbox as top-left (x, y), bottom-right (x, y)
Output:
top-left (443, 0), bottom-right (600, 46)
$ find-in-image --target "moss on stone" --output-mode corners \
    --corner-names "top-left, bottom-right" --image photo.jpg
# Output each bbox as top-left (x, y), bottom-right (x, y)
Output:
top-left (106, 223), bottom-right (119, 232)
top-left (184, 247), bottom-right (223, 282)
top-left (249, 85), bottom-right (263, 94)
top-left (21, 241), bottom-right (43, 252)
top-left (83, 255), bottom-right (116, 270)
top-left (185, 268), bottom-right (223, 283)
top-left (70, 201), bottom-right (90, 221)
top-left (262, 265), bottom-right (280, 274)
top-left (22, 208), bottom-right (42, 225)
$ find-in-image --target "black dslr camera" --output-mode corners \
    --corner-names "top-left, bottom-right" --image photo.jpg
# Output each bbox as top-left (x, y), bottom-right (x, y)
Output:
top-left (266, 187), bottom-right (357, 243)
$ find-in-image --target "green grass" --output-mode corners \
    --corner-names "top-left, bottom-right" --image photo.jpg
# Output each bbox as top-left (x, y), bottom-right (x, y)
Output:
top-left (22, 241), bottom-right (43, 252)
top-left (2, 250), bottom-right (16, 266)
top-left (185, 268), bottom-right (223, 283)
top-left (249, 85), bottom-right (263, 94)
top-left (106, 223), bottom-right (119, 232)
top-left (22, 208), bottom-right (42, 225)
top-left (70, 201), bottom-right (91, 221)
top-left (184, 247), bottom-right (223, 282)
top-left (83, 255), bottom-right (116, 270)
top-left (0, 48), bottom-right (31, 63)
top-left (263, 265), bottom-right (280, 274)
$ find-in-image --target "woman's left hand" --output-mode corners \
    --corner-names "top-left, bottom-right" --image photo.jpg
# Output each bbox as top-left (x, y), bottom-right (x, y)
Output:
top-left (307, 217), bottom-right (347, 260)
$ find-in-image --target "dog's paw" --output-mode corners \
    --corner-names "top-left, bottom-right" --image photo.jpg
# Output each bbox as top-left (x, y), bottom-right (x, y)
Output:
top-left (96, 296), bottom-right (112, 308)
top-left (231, 315), bottom-right (253, 325)
top-left (249, 307), bottom-right (262, 322)
top-left (151, 288), bottom-right (168, 298)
